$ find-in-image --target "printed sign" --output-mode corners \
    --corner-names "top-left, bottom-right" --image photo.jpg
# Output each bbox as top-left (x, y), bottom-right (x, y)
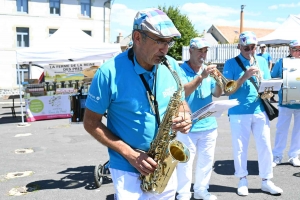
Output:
top-left (44, 62), bottom-right (101, 82)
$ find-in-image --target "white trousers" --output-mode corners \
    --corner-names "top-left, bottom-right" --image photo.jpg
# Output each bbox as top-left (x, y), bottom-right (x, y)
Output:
top-left (229, 112), bottom-right (273, 179)
top-left (176, 129), bottom-right (218, 199)
top-left (273, 107), bottom-right (300, 159)
top-left (110, 168), bottom-right (177, 200)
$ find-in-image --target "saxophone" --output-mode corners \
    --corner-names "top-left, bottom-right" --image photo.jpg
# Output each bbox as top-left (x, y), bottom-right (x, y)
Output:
top-left (140, 57), bottom-right (190, 194)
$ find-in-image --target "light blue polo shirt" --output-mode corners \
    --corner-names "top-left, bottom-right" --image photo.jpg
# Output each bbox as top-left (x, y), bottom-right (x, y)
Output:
top-left (271, 58), bottom-right (300, 109)
top-left (223, 54), bottom-right (271, 115)
top-left (257, 52), bottom-right (272, 63)
top-left (85, 50), bottom-right (183, 173)
top-left (178, 61), bottom-right (217, 132)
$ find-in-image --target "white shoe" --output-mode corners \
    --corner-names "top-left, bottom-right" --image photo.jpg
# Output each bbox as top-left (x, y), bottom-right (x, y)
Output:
top-left (261, 180), bottom-right (283, 194)
top-left (237, 178), bottom-right (248, 196)
top-left (272, 156), bottom-right (282, 167)
top-left (194, 190), bottom-right (217, 200)
top-left (289, 157), bottom-right (300, 167)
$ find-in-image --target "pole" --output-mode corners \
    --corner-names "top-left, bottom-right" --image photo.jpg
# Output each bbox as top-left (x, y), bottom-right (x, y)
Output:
top-left (16, 52), bottom-right (30, 127)
top-left (240, 5), bottom-right (245, 34)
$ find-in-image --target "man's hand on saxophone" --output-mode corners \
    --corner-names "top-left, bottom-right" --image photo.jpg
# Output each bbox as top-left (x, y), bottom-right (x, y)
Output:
top-left (172, 110), bottom-right (192, 134)
top-left (127, 149), bottom-right (158, 176)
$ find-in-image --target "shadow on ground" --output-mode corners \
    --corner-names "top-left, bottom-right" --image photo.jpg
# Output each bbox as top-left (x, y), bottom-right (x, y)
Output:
top-left (213, 160), bottom-right (259, 176)
top-left (0, 115), bottom-right (25, 124)
top-left (26, 166), bottom-right (112, 192)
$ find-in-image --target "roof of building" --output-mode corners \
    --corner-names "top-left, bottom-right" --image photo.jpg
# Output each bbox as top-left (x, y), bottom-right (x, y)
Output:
top-left (213, 25), bottom-right (275, 43)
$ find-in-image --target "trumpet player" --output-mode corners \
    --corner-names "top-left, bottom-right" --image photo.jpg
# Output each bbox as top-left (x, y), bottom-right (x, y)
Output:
top-left (176, 37), bottom-right (222, 200)
top-left (222, 31), bottom-right (283, 196)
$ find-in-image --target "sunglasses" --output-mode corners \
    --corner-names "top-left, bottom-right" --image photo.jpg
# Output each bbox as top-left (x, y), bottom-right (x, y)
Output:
top-left (292, 48), bottom-right (300, 52)
top-left (243, 46), bottom-right (256, 52)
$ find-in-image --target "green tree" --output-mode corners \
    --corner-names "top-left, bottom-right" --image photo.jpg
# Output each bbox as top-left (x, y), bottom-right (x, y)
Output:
top-left (158, 5), bottom-right (199, 60)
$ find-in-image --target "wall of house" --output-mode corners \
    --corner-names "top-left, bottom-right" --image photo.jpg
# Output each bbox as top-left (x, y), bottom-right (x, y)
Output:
top-left (0, 0), bottom-right (110, 91)
top-left (207, 26), bottom-right (227, 44)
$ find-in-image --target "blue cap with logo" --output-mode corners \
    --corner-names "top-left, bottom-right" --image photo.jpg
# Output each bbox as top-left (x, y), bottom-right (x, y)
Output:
top-left (289, 39), bottom-right (300, 47)
top-left (239, 31), bottom-right (258, 46)
top-left (133, 8), bottom-right (181, 38)
top-left (190, 37), bottom-right (210, 49)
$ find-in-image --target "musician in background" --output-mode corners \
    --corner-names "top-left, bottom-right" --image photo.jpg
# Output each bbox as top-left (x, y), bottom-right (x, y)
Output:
top-left (83, 8), bottom-right (192, 199)
top-left (257, 44), bottom-right (272, 70)
top-left (176, 37), bottom-right (222, 200)
top-left (222, 31), bottom-right (283, 196)
top-left (271, 39), bottom-right (300, 167)
top-left (257, 44), bottom-right (277, 103)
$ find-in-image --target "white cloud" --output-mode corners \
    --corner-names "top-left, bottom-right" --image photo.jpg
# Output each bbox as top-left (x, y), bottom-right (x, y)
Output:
top-left (276, 17), bottom-right (286, 22)
top-left (109, 3), bottom-right (283, 42)
top-left (268, 2), bottom-right (300, 10)
top-left (180, 3), bottom-right (266, 34)
top-left (111, 4), bottom-right (137, 26)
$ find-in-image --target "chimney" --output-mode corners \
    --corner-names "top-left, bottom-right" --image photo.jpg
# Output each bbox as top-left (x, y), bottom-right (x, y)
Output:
top-left (240, 5), bottom-right (245, 34)
top-left (117, 33), bottom-right (123, 43)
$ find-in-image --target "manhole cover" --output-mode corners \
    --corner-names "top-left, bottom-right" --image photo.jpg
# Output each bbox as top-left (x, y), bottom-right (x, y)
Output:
top-left (8, 185), bottom-right (39, 196)
top-left (15, 148), bottom-right (34, 154)
top-left (6, 171), bottom-right (34, 179)
top-left (14, 133), bottom-right (32, 137)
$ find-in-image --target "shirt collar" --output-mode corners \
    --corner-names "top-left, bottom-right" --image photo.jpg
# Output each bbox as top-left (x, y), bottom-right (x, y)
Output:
top-left (133, 55), bottom-right (157, 75)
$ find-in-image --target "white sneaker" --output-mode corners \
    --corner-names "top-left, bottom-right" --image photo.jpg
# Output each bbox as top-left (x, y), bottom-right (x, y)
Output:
top-left (272, 156), bottom-right (282, 167)
top-left (194, 190), bottom-right (217, 200)
top-left (261, 180), bottom-right (283, 194)
top-left (289, 157), bottom-right (300, 167)
top-left (237, 178), bottom-right (248, 196)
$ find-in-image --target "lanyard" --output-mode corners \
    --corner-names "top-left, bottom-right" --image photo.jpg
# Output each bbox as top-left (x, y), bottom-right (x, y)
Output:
top-left (139, 73), bottom-right (161, 127)
top-left (127, 48), bottom-right (160, 127)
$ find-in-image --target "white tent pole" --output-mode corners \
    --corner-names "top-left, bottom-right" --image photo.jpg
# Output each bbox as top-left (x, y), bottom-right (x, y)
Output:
top-left (16, 51), bottom-right (29, 127)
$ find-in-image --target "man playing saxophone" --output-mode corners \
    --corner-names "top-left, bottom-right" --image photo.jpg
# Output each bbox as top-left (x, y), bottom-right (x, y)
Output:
top-left (83, 8), bottom-right (192, 200)
top-left (176, 37), bottom-right (222, 200)
top-left (222, 31), bottom-right (282, 196)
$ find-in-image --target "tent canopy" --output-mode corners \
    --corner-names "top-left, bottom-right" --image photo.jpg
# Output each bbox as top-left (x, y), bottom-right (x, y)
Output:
top-left (16, 26), bottom-right (121, 64)
top-left (258, 15), bottom-right (300, 47)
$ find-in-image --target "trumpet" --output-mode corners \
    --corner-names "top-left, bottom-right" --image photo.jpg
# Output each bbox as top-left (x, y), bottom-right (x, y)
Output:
top-left (203, 60), bottom-right (237, 93)
top-left (249, 54), bottom-right (262, 86)
top-left (249, 54), bottom-right (273, 99)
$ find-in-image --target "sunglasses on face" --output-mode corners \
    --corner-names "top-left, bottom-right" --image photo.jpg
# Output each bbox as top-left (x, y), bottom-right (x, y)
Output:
top-left (243, 46), bottom-right (256, 52)
top-left (292, 48), bottom-right (300, 52)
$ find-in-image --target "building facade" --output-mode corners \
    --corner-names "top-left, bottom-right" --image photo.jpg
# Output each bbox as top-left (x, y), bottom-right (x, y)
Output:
top-left (0, 0), bottom-right (112, 90)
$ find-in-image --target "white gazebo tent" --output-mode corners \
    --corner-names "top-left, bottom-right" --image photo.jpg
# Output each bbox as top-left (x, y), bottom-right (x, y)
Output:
top-left (258, 15), bottom-right (300, 46)
top-left (16, 26), bottom-right (122, 125)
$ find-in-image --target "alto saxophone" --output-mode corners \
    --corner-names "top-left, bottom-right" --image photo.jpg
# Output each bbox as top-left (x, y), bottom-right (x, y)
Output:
top-left (140, 57), bottom-right (190, 194)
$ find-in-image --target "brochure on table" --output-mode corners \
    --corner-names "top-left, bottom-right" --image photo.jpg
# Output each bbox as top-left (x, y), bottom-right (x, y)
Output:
top-left (25, 95), bottom-right (71, 122)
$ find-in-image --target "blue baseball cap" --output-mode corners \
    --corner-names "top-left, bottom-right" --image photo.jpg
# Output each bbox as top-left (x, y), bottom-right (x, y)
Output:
top-left (289, 39), bottom-right (300, 47)
top-left (190, 37), bottom-right (210, 49)
top-left (133, 8), bottom-right (181, 38)
top-left (239, 31), bottom-right (258, 46)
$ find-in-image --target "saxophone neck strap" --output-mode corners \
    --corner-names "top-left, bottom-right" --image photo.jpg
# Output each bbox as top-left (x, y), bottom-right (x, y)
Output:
top-left (128, 48), bottom-right (161, 126)
top-left (139, 74), bottom-right (160, 127)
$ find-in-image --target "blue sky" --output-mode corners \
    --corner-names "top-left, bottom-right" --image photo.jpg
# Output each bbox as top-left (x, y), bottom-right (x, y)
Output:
top-left (109, 0), bottom-right (300, 43)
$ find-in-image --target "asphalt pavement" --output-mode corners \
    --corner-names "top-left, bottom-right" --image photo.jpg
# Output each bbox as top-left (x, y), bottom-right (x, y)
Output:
top-left (0, 96), bottom-right (299, 200)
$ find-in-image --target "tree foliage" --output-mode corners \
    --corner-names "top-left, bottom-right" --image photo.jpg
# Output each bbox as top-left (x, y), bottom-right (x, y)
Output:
top-left (158, 5), bottom-right (199, 60)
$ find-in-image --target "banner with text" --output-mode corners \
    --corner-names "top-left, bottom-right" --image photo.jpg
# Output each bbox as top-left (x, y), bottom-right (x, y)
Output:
top-left (44, 62), bottom-right (101, 82)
